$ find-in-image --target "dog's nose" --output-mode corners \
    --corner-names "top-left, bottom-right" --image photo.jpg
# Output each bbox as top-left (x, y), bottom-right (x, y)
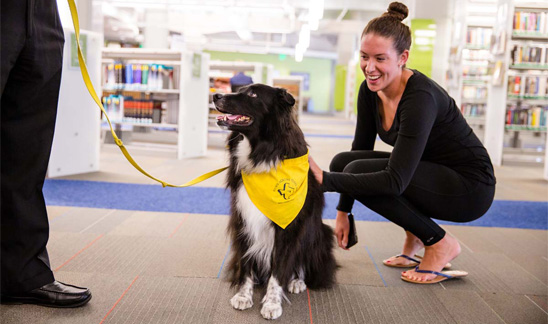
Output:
top-left (213, 93), bottom-right (223, 101)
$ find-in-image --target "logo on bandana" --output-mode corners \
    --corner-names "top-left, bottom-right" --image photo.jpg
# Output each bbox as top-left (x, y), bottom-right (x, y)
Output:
top-left (275, 179), bottom-right (297, 200)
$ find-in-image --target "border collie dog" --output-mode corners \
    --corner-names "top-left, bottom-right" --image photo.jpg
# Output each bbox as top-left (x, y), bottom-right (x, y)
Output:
top-left (213, 84), bottom-right (337, 320)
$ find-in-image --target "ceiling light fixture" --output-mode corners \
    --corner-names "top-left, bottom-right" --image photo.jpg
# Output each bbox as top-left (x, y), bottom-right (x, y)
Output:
top-left (308, 0), bottom-right (324, 31)
top-left (295, 23), bottom-right (310, 62)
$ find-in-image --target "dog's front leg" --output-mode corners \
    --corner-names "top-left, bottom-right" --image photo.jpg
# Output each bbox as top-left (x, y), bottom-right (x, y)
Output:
top-left (288, 269), bottom-right (307, 294)
top-left (230, 276), bottom-right (254, 310)
top-left (260, 276), bottom-right (284, 320)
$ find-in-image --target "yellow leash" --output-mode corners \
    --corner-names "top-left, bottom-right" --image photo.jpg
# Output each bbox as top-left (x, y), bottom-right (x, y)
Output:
top-left (67, 0), bottom-right (227, 187)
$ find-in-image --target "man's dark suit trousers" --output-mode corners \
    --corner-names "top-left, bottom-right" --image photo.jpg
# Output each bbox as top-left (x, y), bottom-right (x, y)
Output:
top-left (1, 0), bottom-right (65, 293)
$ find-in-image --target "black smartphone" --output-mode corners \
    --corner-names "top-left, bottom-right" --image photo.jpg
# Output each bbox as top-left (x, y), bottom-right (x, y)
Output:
top-left (346, 213), bottom-right (358, 249)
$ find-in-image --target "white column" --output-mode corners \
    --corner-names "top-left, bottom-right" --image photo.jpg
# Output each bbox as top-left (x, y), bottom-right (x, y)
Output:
top-left (337, 33), bottom-right (357, 65)
top-left (144, 9), bottom-right (169, 49)
top-left (545, 134), bottom-right (548, 180)
top-left (485, 0), bottom-right (512, 167)
top-left (413, 0), bottom-right (452, 87)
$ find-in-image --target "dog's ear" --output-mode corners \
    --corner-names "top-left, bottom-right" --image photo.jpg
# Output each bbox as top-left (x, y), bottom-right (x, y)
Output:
top-left (278, 88), bottom-right (296, 107)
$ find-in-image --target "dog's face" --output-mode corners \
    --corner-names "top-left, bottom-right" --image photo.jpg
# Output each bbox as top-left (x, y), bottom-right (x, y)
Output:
top-left (213, 84), bottom-right (296, 133)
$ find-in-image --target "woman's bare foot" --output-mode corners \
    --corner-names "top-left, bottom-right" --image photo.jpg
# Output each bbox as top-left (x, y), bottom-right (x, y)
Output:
top-left (383, 231), bottom-right (424, 266)
top-left (401, 233), bottom-right (461, 282)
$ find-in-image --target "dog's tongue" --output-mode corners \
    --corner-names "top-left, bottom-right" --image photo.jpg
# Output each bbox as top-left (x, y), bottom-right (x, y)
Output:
top-left (216, 114), bottom-right (244, 121)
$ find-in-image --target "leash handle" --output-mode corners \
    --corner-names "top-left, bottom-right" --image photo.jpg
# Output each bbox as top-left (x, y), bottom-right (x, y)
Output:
top-left (67, 0), bottom-right (227, 187)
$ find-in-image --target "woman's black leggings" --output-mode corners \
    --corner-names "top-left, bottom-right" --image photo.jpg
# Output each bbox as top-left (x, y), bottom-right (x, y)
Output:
top-left (330, 151), bottom-right (495, 246)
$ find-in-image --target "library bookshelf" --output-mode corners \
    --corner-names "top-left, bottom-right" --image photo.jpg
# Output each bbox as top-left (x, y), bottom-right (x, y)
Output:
top-left (447, 0), bottom-right (497, 142)
top-left (101, 48), bottom-right (210, 159)
top-left (486, 0), bottom-right (548, 179)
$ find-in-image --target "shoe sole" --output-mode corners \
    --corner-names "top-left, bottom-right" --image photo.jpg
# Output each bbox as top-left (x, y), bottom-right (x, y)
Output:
top-left (0, 294), bottom-right (92, 308)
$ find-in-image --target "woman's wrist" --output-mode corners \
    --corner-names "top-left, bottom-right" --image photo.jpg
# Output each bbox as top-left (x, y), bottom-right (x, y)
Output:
top-left (336, 210), bottom-right (349, 219)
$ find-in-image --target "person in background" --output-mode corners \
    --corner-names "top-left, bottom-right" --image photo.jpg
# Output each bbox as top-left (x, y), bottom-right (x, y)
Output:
top-left (309, 2), bottom-right (495, 284)
top-left (230, 71), bottom-right (253, 93)
top-left (1, 0), bottom-right (92, 306)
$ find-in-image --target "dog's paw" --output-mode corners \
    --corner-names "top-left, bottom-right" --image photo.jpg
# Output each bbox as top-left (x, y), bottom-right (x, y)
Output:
top-left (288, 279), bottom-right (307, 294)
top-left (261, 301), bottom-right (283, 320)
top-left (230, 293), bottom-right (253, 310)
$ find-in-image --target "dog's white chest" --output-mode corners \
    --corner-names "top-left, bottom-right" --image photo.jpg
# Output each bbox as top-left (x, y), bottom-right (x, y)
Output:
top-left (236, 186), bottom-right (275, 271)
top-left (234, 138), bottom-right (275, 271)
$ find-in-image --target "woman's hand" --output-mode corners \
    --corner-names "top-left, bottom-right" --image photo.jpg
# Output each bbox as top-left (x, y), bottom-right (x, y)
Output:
top-left (335, 210), bottom-right (350, 250)
top-left (308, 155), bottom-right (323, 185)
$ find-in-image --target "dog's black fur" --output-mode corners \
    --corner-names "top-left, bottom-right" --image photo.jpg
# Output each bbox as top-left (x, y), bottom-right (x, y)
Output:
top-left (213, 84), bottom-right (337, 293)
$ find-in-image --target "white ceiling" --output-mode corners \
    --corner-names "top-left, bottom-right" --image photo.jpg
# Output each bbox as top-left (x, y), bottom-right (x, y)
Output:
top-left (100, 0), bottom-right (402, 54)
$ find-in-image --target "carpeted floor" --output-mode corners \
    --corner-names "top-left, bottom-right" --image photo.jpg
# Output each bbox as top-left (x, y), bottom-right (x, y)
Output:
top-left (1, 114), bottom-right (547, 323)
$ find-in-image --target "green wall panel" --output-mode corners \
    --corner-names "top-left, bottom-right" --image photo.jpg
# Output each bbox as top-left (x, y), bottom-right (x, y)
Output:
top-left (408, 19), bottom-right (436, 77)
top-left (205, 51), bottom-right (333, 113)
top-left (334, 64), bottom-right (347, 112)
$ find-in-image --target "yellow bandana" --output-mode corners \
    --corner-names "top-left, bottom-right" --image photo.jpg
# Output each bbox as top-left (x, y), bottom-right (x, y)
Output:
top-left (241, 152), bottom-right (309, 229)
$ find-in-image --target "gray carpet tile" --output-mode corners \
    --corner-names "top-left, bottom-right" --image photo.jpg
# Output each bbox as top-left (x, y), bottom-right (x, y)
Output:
top-left (333, 245), bottom-right (386, 286)
top-left (445, 225), bottom-right (548, 286)
top-left (49, 207), bottom-right (116, 233)
top-left (471, 252), bottom-right (547, 295)
top-left (108, 211), bottom-right (189, 237)
top-left (324, 219), bottom-right (396, 286)
top-left (47, 232), bottom-right (106, 271)
top-left (46, 205), bottom-right (73, 221)
top-left (486, 227), bottom-right (547, 257)
top-left (310, 285), bottom-right (456, 324)
top-left (480, 292), bottom-right (548, 324)
top-left (55, 235), bottom-right (163, 276)
top-left (142, 213), bottom-right (229, 278)
top-left (142, 237), bottom-right (229, 278)
top-left (526, 294), bottom-right (548, 313)
top-left (77, 209), bottom-right (136, 235)
top-left (501, 253), bottom-right (548, 285)
top-left (100, 276), bottom-right (222, 324)
top-left (445, 252), bottom-right (520, 293)
top-left (528, 229), bottom-right (548, 242)
top-left (444, 225), bottom-right (506, 254)
top-left (0, 304), bottom-right (57, 324)
top-left (433, 289), bottom-right (505, 324)
top-left (167, 213), bottom-right (228, 241)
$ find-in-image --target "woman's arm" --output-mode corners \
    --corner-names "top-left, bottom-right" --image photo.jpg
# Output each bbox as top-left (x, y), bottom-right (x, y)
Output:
top-left (322, 90), bottom-right (438, 197)
top-left (308, 156), bottom-right (350, 250)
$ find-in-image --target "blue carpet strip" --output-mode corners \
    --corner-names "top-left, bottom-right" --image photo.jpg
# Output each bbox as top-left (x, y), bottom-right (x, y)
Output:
top-left (364, 245), bottom-right (387, 287)
top-left (44, 179), bottom-right (548, 230)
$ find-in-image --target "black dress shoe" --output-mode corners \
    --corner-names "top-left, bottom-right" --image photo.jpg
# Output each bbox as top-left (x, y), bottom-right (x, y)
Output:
top-left (0, 281), bottom-right (91, 308)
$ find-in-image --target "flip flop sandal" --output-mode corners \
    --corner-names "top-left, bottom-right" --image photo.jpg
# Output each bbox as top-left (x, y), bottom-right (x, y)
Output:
top-left (383, 254), bottom-right (421, 268)
top-left (383, 254), bottom-right (452, 269)
top-left (401, 266), bottom-right (468, 284)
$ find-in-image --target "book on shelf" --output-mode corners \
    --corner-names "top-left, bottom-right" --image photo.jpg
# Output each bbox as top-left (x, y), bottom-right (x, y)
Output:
top-left (513, 10), bottom-right (548, 36)
top-left (104, 62), bottom-right (176, 91)
top-left (461, 103), bottom-right (486, 117)
top-left (101, 95), bottom-right (164, 124)
top-left (466, 27), bottom-right (492, 48)
top-left (510, 44), bottom-right (547, 66)
top-left (508, 75), bottom-right (548, 98)
top-left (462, 84), bottom-right (488, 99)
top-left (506, 104), bottom-right (547, 128)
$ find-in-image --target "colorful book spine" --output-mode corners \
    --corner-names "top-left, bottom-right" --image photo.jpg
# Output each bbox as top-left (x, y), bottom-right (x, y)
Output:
top-left (513, 10), bottom-right (548, 34)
